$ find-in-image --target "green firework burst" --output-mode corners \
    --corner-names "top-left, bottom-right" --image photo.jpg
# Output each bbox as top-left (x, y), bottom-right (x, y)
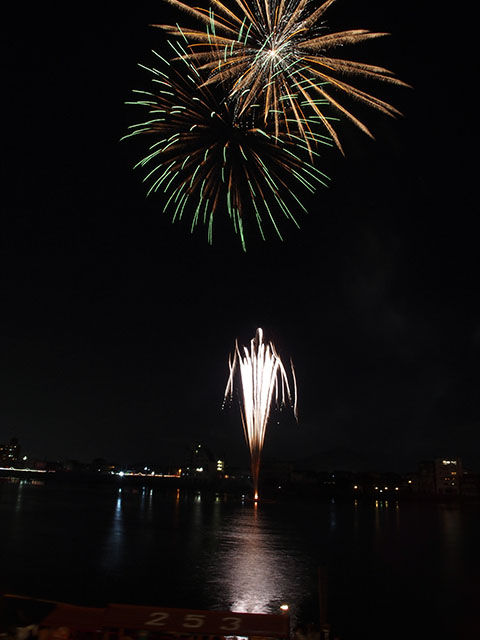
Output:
top-left (122, 41), bottom-right (331, 250)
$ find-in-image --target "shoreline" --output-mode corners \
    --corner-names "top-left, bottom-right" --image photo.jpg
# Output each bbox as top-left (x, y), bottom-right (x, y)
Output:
top-left (1, 470), bottom-right (479, 504)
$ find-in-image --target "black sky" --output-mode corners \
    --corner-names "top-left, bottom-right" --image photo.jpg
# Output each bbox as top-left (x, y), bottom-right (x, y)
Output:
top-left (1, 1), bottom-right (477, 472)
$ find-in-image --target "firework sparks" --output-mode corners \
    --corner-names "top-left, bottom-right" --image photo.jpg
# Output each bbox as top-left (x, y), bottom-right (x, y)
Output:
top-left (154, 0), bottom-right (408, 153)
top-left (122, 42), bottom-right (330, 249)
top-left (225, 328), bottom-right (297, 500)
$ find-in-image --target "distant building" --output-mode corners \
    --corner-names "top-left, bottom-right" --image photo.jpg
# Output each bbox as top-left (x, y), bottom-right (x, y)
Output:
top-left (0, 437), bottom-right (21, 465)
top-left (416, 460), bottom-right (436, 494)
top-left (182, 443), bottom-right (224, 480)
top-left (461, 469), bottom-right (480, 498)
top-left (290, 469), bottom-right (320, 487)
top-left (434, 458), bottom-right (463, 496)
top-left (413, 458), bottom-right (464, 496)
top-left (260, 459), bottom-right (294, 489)
top-left (90, 458), bottom-right (116, 474)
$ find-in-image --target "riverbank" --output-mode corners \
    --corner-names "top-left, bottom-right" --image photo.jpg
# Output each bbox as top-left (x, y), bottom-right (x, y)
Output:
top-left (1, 469), bottom-right (479, 504)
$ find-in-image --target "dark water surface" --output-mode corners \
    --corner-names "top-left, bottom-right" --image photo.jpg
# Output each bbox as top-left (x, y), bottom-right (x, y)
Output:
top-left (1, 477), bottom-right (479, 639)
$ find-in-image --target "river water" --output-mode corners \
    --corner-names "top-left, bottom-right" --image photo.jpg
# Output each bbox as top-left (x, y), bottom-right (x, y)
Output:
top-left (1, 477), bottom-right (479, 639)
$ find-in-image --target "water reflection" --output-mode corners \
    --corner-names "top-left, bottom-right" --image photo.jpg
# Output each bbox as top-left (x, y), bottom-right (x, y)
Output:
top-left (211, 504), bottom-right (307, 623)
top-left (438, 503), bottom-right (463, 581)
top-left (10, 479), bottom-right (44, 530)
top-left (1, 482), bottom-right (477, 640)
top-left (373, 498), bottom-right (401, 542)
top-left (15, 479), bottom-right (25, 514)
top-left (101, 487), bottom-right (124, 573)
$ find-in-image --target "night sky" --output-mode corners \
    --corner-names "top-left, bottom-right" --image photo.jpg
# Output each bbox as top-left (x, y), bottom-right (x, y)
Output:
top-left (1, 1), bottom-right (477, 472)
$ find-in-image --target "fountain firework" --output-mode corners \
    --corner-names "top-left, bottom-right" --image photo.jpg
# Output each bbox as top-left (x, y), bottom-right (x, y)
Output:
top-left (225, 328), bottom-right (297, 500)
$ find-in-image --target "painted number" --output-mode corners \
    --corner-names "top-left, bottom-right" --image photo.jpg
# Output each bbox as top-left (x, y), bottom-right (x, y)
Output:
top-left (145, 612), bottom-right (170, 627)
top-left (219, 617), bottom-right (242, 631)
top-left (182, 615), bottom-right (206, 629)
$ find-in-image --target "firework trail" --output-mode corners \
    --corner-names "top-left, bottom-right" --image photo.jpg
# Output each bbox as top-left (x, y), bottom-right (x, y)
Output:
top-left (225, 328), bottom-right (297, 500)
top-left (154, 0), bottom-right (408, 153)
top-left (122, 41), bottom-right (330, 250)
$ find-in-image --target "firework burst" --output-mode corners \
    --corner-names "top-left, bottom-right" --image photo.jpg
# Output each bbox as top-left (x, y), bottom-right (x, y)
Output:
top-left (225, 328), bottom-right (297, 500)
top-left (122, 42), bottom-right (331, 249)
top-left (154, 0), bottom-right (408, 152)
